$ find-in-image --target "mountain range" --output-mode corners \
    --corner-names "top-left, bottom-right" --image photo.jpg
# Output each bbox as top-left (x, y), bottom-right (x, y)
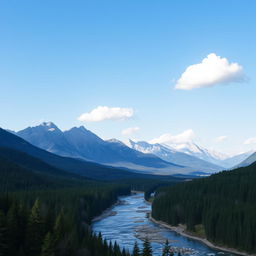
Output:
top-left (128, 140), bottom-right (252, 169)
top-left (16, 122), bottom-right (190, 175)
top-left (12, 122), bottom-right (255, 174)
top-left (128, 140), bottom-right (222, 172)
top-left (0, 128), bottom-right (151, 180)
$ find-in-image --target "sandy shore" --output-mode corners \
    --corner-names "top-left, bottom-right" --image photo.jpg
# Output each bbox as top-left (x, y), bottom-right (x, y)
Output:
top-left (149, 215), bottom-right (255, 256)
top-left (92, 199), bottom-right (123, 222)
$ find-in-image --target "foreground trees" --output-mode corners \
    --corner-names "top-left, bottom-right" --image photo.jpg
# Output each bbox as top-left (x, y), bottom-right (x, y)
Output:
top-left (152, 162), bottom-right (256, 253)
top-left (0, 184), bottom-right (130, 256)
top-left (142, 237), bottom-right (152, 256)
top-left (132, 241), bottom-right (140, 256)
top-left (162, 240), bottom-right (170, 256)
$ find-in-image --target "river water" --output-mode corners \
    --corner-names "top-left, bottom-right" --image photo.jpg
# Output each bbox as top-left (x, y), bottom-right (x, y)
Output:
top-left (92, 193), bottom-right (237, 256)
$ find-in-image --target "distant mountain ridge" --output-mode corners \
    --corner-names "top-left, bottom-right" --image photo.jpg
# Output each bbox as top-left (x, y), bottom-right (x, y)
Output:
top-left (234, 152), bottom-right (256, 168)
top-left (15, 122), bottom-right (252, 173)
top-left (0, 128), bottom-right (161, 180)
top-left (16, 122), bottom-right (190, 175)
top-left (128, 140), bottom-right (223, 172)
top-left (17, 122), bottom-right (79, 158)
top-left (138, 139), bottom-right (251, 169)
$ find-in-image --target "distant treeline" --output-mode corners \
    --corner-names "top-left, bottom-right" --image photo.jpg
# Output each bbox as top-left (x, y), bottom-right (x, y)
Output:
top-left (152, 163), bottom-right (256, 253)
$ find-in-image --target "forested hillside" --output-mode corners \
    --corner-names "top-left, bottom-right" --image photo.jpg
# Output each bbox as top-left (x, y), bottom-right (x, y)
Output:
top-left (152, 162), bottom-right (256, 253)
top-left (0, 146), bottom-right (132, 256)
top-left (0, 145), bottom-right (182, 256)
top-left (0, 186), bottom-right (130, 256)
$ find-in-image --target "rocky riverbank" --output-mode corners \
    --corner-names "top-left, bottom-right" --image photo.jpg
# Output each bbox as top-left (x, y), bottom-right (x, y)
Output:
top-left (149, 215), bottom-right (254, 256)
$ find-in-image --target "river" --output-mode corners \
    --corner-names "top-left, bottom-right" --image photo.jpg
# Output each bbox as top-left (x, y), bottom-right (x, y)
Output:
top-left (92, 193), bottom-right (237, 256)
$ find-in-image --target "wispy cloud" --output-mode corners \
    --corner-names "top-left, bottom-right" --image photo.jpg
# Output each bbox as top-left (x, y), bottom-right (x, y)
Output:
top-left (175, 53), bottom-right (245, 90)
top-left (149, 129), bottom-right (195, 144)
top-left (122, 126), bottom-right (140, 136)
top-left (78, 106), bottom-right (134, 122)
top-left (215, 135), bottom-right (227, 143)
top-left (244, 137), bottom-right (256, 145)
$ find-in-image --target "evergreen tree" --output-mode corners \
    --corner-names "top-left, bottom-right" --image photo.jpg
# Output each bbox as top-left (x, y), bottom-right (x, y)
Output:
top-left (103, 238), bottom-right (108, 252)
top-left (162, 239), bottom-right (170, 256)
top-left (26, 199), bottom-right (44, 256)
top-left (132, 241), bottom-right (140, 256)
top-left (113, 241), bottom-right (121, 256)
top-left (0, 211), bottom-right (7, 256)
top-left (142, 237), bottom-right (152, 256)
top-left (107, 241), bottom-right (113, 256)
top-left (41, 232), bottom-right (55, 256)
top-left (98, 232), bottom-right (103, 244)
top-left (53, 211), bottom-right (65, 246)
top-left (122, 248), bottom-right (127, 256)
top-left (17, 203), bottom-right (28, 251)
top-left (6, 202), bottom-right (19, 255)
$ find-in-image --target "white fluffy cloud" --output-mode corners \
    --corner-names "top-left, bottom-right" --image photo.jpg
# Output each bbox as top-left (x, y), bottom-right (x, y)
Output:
top-left (244, 137), bottom-right (256, 145)
top-left (78, 106), bottom-right (134, 122)
top-left (122, 127), bottom-right (140, 136)
top-left (215, 135), bottom-right (227, 143)
top-left (149, 129), bottom-right (195, 144)
top-left (175, 53), bottom-right (245, 90)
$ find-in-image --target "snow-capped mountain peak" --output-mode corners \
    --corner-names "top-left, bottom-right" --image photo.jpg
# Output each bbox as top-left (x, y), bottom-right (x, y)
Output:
top-left (159, 140), bottom-right (229, 166)
top-left (107, 138), bottom-right (125, 145)
top-left (166, 141), bottom-right (227, 159)
top-left (40, 121), bottom-right (57, 128)
top-left (128, 139), bottom-right (223, 172)
top-left (129, 138), bottom-right (250, 168)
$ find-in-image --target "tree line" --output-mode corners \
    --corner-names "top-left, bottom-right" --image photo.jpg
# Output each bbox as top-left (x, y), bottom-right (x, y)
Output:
top-left (152, 162), bottom-right (256, 253)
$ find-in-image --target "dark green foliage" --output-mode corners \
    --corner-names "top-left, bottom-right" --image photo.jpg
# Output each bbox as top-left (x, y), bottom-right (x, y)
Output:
top-left (142, 238), bottom-right (152, 256)
top-left (122, 248), bottom-right (127, 256)
top-left (6, 202), bottom-right (20, 255)
top-left (0, 153), bottom-right (89, 192)
top-left (0, 133), bottom-right (185, 256)
top-left (53, 211), bottom-right (67, 255)
top-left (26, 199), bottom-right (44, 256)
top-left (162, 240), bottom-right (170, 256)
top-left (0, 211), bottom-right (7, 256)
top-left (0, 146), bottom-right (131, 256)
top-left (0, 183), bottom-right (130, 256)
top-left (132, 241), bottom-right (140, 256)
top-left (41, 232), bottom-right (55, 256)
top-left (152, 162), bottom-right (256, 253)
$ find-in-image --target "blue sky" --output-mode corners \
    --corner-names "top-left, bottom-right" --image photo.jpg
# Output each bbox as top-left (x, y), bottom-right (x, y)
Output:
top-left (1, 0), bottom-right (256, 155)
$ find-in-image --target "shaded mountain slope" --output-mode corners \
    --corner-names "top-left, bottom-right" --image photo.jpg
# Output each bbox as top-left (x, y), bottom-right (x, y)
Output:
top-left (16, 123), bottom-right (189, 174)
top-left (0, 128), bottom-right (151, 180)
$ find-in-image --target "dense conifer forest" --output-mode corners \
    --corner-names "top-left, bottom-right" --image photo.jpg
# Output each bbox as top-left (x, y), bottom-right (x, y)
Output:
top-left (0, 186), bottom-right (130, 256)
top-left (0, 146), bottom-right (133, 256)
top-left (152, 162), bottom-right (256, 253)
top-left (0, 145), bottom-right (181, 256)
